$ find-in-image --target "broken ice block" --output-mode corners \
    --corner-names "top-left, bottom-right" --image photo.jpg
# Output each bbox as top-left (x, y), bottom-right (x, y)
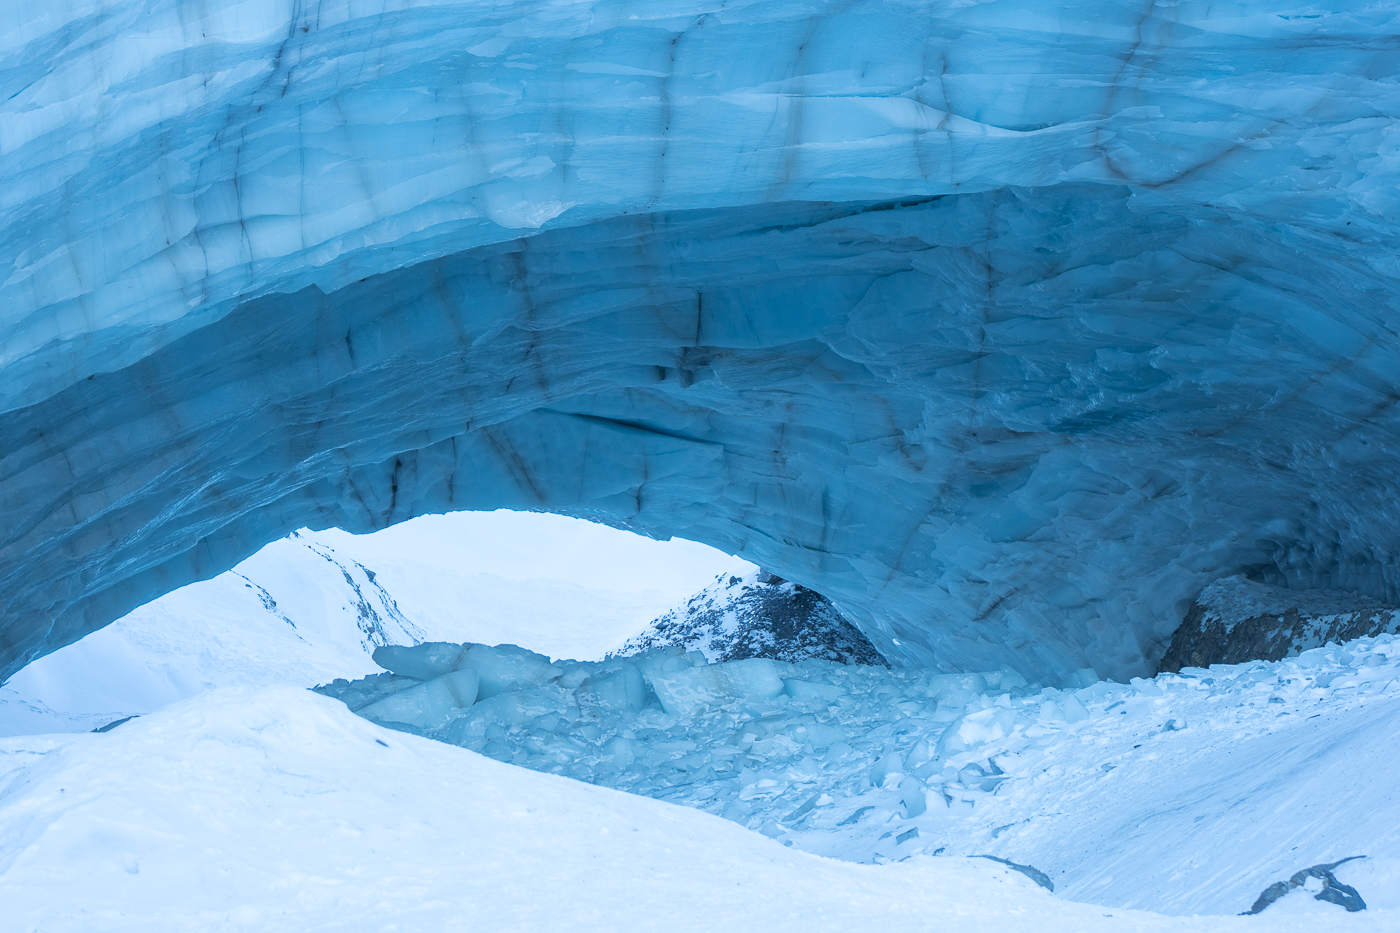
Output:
top-left (576, 664), bottom-right (648, 711)
top-left (358, 668), bottom-right (479, 730)
top-left (899, 776), bottom-right (927, 818)
top-left (372, 642), bottom-right (466, 681)
top-left (444, 684), bottom-right (570, 745)
top-left (459, 644), bottom-right (561, 699)
top-left (783, 679), bottom-right (847, 706)
top-left (936, 706), bottom-right (1018, 756)
top-left (646, 658), bottom-right (786, 715)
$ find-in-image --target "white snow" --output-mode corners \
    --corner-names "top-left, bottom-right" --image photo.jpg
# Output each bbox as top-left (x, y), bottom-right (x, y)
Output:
top-left (2, 515), bottom-right (1399, 925)
top-left (0, 512), bottom-right (749, 736)
top-left (1, 685), bottom-right (1394, 933)
top-left (324, 633), bottom-right (1400, 917)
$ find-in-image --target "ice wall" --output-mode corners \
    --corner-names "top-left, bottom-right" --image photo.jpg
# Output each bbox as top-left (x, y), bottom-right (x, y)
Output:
top-left (2, 0), bottom-right (1399, 683)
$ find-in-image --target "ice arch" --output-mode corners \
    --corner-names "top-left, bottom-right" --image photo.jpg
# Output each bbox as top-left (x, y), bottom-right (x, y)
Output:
top-left (2, 0), bottom-right (1399, 683)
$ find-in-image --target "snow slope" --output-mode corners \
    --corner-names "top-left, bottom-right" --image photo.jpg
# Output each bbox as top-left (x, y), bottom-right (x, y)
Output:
top-left (1, 686), bottom-right (1393, 933)
top-left (322, 633), bottom-right (1400, 917)
top-left (0, 512), bottom-right (748, 736)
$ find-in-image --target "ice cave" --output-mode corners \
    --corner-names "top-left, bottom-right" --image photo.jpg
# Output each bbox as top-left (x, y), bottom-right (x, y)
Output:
top-left (2, 0), bottom-right (1400, 928)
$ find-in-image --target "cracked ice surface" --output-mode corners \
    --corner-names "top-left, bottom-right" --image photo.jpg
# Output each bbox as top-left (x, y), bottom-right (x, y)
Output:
top-left (3, 0), bottom-right (1400, 681)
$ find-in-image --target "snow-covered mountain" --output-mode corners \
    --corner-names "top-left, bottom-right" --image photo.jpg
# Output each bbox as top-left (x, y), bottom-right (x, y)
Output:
top-left (613, 571), bottom-right (887, 667)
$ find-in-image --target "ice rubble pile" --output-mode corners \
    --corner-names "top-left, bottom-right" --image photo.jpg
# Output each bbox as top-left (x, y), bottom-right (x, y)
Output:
top-left (318, 633), bottom-right (1400, 866)
top-left (612, 571), bottom-right (887, 667)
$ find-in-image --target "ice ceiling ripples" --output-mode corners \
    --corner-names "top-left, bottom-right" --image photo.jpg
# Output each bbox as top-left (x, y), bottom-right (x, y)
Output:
top-left (1, 0), bottom-right (1398, 681)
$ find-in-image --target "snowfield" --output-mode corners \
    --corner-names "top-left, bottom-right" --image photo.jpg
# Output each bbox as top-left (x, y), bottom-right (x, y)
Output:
top-left (0, 515), bottom-right (747, 736)
top-left (319, 635), bottom-right (1400, 917)
top-left (2, 517), bottom-right (1398, 928)
top-left (0, 686), bottom-right (1395, 933)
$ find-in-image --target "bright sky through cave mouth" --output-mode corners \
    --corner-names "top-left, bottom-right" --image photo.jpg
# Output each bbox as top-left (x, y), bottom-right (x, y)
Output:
top-left (0, 510), bottom-right (755, 738)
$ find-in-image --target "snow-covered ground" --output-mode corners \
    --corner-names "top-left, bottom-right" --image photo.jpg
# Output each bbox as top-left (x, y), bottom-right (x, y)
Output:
top-left (1, 685), bottom-right (1394, 933)
top-left (320, 635), bottom-right (1400, 919)
top-left (3, 512), bottom-right (1398, 927)
top-left (0, 511), bottom-right (750, 736)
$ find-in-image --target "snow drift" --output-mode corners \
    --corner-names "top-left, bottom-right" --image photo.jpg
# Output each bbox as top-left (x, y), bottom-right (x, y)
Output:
top-left (4, 0), bottom-right (1400, 683)
top-left (322, 631), bottom-right (1400, 915)
top-left (3, 682), bottom-right (1397, 929)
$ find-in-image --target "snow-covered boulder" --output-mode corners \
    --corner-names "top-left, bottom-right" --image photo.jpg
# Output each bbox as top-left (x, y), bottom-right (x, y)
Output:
top-left (1159, 576), bottom-right (1400, 672)
top-left (613, 572), bottom-right (887, 667)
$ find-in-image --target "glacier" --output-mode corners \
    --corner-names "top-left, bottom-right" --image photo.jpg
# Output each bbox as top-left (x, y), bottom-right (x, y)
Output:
top-left (3, 0), bottom-right (1400, 683)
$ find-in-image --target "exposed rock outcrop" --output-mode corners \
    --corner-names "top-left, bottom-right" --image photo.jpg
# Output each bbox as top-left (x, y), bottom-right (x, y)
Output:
top-left (612, 572), bottom-right (887, 668)
top-left (1243, 857), bottom-right (1367, 915)
top-left (1159, 577), bottom-right (1400, 673)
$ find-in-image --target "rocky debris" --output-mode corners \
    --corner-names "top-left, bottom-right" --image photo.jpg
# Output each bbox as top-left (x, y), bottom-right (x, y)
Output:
top-left (1243, 857), bottom-right (1367, 914)
top-left (610, 571), bottom-right (887, 667)
top-left (1159, 576), bottom-right (1400, 672)
top-left (974, 855), bottom-right (1054, 892)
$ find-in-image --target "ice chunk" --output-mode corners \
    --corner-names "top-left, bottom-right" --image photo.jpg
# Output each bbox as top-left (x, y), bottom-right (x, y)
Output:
top-left (646, 658), bottom-right (786, 715)
top-left (646, 667), bottom-right (731, 716)
top-left (444, 684), bottom-right (569, 745)
top-left (576, 664), bottom-right (647, 712)
top-left (796, 723), bottom-right (847, 750)
top-left (358, 669), bottom-right (479, 730)
top-left (372, 642), bottom-right (465, 681)
top-left (1039, 694), bottom-right (1089, 725)
top-left (937, 706), bottom-right (1018, 757)
top-left (720, 659), bottom-right (787, 700)
top-left (899, 777), bottom-right (927, 818)
top-left (871, 751), bottom-right (904, 787)
top-left (783, 679), bottom-right (847, 706)
top-left (459, 644), bottom-right (560, 699)
top-left (1064, 669), bottom-right (1100, 689)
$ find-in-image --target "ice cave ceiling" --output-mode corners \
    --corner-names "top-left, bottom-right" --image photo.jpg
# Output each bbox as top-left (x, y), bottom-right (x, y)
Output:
top-left (2, 0), bottom-right (1399, 683)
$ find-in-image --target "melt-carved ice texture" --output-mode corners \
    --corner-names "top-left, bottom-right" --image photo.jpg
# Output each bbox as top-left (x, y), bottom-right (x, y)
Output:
top-left (5, 0), bottom-right (1400, 687)
top-left (318, 632), bottom-right (1400, 915)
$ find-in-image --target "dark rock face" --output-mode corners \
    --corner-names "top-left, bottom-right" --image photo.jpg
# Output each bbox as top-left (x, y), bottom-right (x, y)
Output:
top-left (1244, 857), bottom-right (1367, 915)
top-left (1160, 576), bottom-right (1400, 673)
top-left (973, 855), bottom-right (1055, 892)
top-left (611, 572), bottom-right (887, 667)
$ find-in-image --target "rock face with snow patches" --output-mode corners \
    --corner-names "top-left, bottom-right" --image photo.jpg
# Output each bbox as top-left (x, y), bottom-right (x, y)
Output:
top-left (612, 572), bottom-right (887, 667)
top-left (1159, 576), bottom-right (1400, 673)
top-left (4, 0), bottom-right (1400, 684)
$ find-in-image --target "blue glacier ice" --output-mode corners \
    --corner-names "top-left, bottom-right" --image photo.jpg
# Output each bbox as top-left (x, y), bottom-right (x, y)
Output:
top-left (2, 0), bottom-right (1399, 683)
